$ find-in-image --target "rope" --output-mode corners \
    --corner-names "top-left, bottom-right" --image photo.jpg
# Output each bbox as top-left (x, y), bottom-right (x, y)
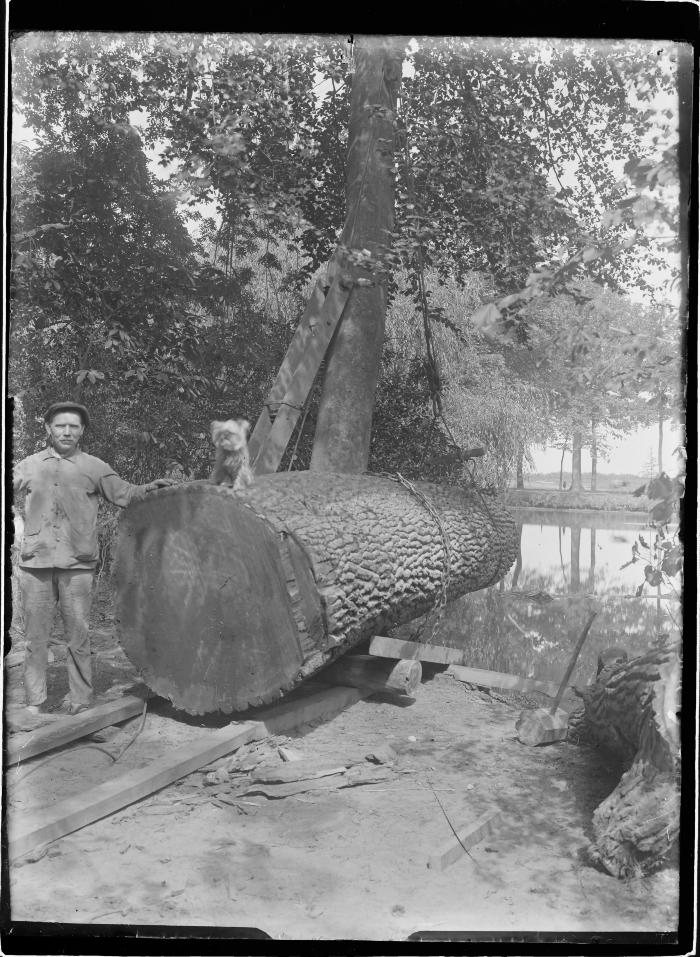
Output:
top-left (397, 95), bottom-right (491, 497)
top-left (397, 103), bottom-right (444, 422)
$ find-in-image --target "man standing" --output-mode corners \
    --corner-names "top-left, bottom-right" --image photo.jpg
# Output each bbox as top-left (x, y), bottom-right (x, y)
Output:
top-left (12, 401), bottom-right (176, 716)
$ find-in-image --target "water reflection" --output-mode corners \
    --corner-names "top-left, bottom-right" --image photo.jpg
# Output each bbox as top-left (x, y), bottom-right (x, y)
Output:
top-left (395, 508), bottom-right (682, 687)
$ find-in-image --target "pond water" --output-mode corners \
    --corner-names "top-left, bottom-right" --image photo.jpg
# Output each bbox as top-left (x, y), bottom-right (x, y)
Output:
top-left (394, 507), bottom-right (682, 689)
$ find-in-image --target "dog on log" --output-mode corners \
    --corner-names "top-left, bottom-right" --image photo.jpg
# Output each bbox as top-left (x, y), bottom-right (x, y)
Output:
top-left (209, 419), bottom-right (254, 490)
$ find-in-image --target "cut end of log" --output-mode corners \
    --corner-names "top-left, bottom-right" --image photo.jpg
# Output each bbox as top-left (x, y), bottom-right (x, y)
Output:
top-left (516, 707), bottom-right (569, 746)
top-left (114, 485), bottom-right (316, 714)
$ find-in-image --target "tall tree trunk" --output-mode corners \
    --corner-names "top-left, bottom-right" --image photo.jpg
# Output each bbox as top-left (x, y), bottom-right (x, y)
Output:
top-left (310, 38), bottom-right (403, 473)
top-left (571, 432), bottom-right (583, 491)
top-left (590, 419), bottom-right (598, 491)
top-left (511, 524), bottom-right (523, 589)
top-left (588, 527), bottom-right (596, 591)
top-left (515, 445), bottom-right (524, 489)
top-left (559, 440), bottom-right (568, 490)
top-left (570, 526), bottom-right (581, 593)
top-left (658, 405), bottom-right (664, 475)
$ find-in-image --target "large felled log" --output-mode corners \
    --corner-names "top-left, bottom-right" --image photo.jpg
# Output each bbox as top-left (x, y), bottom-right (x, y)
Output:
top-left (114, 471), bottom-right (517, 714)
top-left (568, 643), bottom-right (681, 877)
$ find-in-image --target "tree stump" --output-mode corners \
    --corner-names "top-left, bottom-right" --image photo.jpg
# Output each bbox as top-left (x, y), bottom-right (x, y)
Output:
top-left (568, 643), bottom-right (681, 877)
top-left (114, 471), bottom-right (517, 714)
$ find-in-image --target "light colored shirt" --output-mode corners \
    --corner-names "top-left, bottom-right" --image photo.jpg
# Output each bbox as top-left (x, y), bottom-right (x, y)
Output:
top-left (13, 446), bottom-right (149, 569)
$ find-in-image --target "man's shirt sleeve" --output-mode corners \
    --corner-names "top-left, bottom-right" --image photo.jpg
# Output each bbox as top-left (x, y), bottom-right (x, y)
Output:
top-left (95, 463), bottom-right (149, 508)
top-left (12, 456), bottom-right (31, 493)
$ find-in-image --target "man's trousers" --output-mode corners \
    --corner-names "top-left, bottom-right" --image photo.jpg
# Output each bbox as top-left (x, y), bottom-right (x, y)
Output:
top-left (19, 567), bottom-right (95, 707)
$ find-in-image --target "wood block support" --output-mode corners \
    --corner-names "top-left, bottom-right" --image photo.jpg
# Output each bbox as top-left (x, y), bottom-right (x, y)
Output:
top-left (369, 637), bottom-right (560, 697)
top-left (321, 654), bottom-right (421, 696)
top-left (369, 635), bottom-right (467, 666)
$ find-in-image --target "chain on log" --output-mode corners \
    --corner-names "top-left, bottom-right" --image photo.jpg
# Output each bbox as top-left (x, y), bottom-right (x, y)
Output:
top-left (114, 471), bottom-right (518, 714)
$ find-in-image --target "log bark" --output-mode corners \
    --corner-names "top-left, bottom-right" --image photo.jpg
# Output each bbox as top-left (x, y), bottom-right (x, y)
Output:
top-left (114, 471), bottom-right (517, 714)
top-left (568, 643), bottom-right (681, 877)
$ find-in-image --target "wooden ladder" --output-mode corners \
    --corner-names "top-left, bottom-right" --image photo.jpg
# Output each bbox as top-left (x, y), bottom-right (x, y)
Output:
top-left (248, 273), bottom-right (353, 475)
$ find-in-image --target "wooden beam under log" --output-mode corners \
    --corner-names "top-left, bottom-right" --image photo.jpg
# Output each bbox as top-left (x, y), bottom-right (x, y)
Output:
top-left (114, 471), bottom-right (517, 714)
top-left (320, 654), bottom-right (422, 696)
top-left (368, 636), bottom-right (561, 697)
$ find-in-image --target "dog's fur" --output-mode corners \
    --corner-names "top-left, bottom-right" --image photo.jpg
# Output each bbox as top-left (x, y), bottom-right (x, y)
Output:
top-left (209, 418), bottom-right (254, 490)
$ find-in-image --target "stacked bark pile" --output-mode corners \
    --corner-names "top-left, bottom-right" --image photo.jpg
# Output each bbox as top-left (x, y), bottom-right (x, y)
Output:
top-left (569, 643), bottom-right (681, 877)
top-left (115, 471), bottom-right (518, 714)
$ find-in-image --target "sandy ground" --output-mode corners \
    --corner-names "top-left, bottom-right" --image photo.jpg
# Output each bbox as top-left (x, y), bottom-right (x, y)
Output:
top-left (3, 624), bottom-right (680, 942)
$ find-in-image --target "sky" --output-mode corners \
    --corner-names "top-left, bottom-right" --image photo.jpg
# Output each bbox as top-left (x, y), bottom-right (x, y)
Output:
top-left (530, 421), bottom-right (685, 476)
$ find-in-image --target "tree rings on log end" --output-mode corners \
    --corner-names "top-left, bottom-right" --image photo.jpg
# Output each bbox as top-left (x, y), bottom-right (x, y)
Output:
top-left (114, 484), bottom-right (322, 714)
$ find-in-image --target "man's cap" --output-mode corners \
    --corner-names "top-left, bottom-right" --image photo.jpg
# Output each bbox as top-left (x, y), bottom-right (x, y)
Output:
top-left (44, 402), bottom-right (90, 428)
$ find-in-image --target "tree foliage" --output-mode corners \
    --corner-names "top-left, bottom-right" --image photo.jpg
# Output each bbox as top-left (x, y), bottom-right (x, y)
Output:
top-left (10, 32), bottom-right (686, 484)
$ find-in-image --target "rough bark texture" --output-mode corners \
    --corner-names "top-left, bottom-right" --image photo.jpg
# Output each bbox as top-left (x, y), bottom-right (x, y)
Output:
top-left (310, 39), bottom-right (403, 473)
top-left (115, 471), bottom-right (518, 714)
top-left (568, 644), bottom-right (681, 878)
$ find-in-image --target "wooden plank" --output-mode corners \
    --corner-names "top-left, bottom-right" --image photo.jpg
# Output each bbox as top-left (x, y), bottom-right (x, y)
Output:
top-left (8, 685), bottom-right (363, 859)
top-left (5, 696), bottom-right (146, 765)
top-left (250, 684), bottom-right (363, 733)
top-left (447, 664), bottom-right (560, 698)
top-left (369, 636), bottom-right (560, 696)
top-left (369, 635), bottom-right (467, 667)
top-left (427, 809), bottom-right (502, 871)
top-left (253, 276), bottom-right (352, 475)
top-left (248, 280), bottom-right (326, 465)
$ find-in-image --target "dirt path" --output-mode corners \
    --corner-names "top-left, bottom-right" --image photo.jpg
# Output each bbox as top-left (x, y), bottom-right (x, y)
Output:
top-left (5, 647), bottom-right (679, 941)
